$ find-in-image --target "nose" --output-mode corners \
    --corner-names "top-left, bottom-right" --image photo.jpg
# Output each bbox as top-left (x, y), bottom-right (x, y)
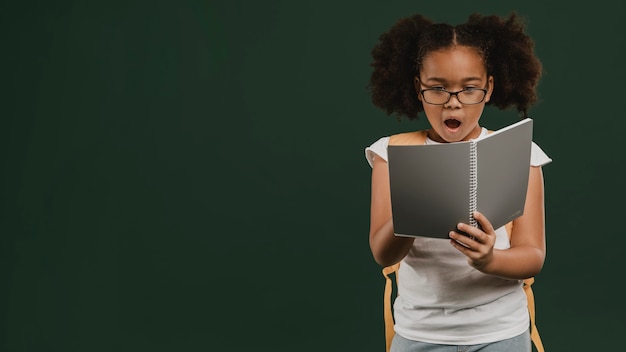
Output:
top-left (444, 92), bottom-right (462, 108)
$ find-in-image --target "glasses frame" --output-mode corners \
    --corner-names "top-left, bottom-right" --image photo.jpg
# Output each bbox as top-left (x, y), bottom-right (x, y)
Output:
top-left (419, 87), bottom-right (488, 105)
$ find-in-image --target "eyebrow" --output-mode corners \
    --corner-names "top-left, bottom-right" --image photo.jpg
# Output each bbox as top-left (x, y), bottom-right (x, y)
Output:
top-left (420, 76), bottom-right (485, 84)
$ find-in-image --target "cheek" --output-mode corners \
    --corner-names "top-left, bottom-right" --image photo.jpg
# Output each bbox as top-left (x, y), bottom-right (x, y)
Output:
top-left (466, 105), bottom-right (486, 120)
top-left (422, 103), bottom-right (442, 118)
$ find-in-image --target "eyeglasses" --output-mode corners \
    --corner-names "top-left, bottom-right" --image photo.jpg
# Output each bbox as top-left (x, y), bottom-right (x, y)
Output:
top-left (420, 87), bottom-right (488, 105)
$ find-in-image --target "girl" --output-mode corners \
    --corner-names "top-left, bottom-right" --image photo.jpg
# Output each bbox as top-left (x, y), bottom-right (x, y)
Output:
top-left (365, 13), bottom-right (552, 352)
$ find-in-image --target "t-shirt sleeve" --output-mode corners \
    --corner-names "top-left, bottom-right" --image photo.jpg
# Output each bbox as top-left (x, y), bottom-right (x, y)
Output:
top-left (530, 142), bottom-right (552, 167)
top-left (365, 136), bottom-right (390, 168)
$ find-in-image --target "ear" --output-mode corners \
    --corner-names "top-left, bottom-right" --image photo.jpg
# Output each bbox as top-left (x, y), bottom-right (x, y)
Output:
top-left (484, 75), bottom-right (494, 103)
top-left (414, 76), bottom-right (422, 101)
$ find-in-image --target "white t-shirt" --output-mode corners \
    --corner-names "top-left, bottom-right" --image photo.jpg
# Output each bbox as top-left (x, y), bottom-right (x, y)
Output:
top-left (365, 128), bottom-right (552, 345)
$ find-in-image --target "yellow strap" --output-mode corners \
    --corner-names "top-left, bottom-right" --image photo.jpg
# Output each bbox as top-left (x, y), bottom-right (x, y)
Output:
top-left (382, 129), bottom-right (424, 352)
top-left (507, 222), bottom-right (544, 351)
top-left (382, 264), bottom-right (399, 352)
top-left (524, 277), bottom-right (545, 352)
top-left (388, 130), bottom-right (428, 146)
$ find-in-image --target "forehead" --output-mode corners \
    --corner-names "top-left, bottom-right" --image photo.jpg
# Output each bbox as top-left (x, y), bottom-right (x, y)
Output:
top-left (419, 46), bottom-right (487, 82)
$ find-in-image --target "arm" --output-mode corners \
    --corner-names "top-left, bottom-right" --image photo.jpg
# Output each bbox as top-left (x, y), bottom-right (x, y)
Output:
top-left (450, 166), bottom-right (546, 279)
top-left (369, 155), bottom-right (415, 267)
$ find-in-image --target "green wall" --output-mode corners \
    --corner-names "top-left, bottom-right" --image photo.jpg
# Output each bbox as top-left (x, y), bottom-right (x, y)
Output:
top-left (2, 1), bottom-right (623, 350)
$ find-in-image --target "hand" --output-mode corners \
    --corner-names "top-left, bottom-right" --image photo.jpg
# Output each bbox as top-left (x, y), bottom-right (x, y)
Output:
top-left (449, 211), bottom-right (496, 271)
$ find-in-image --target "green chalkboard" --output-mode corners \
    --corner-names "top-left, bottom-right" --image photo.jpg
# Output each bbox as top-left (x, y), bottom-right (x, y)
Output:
top-left (1, 1), bottom-right (624, 351)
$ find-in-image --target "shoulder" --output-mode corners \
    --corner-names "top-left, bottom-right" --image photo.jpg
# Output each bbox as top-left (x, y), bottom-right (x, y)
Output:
top-left (530, 142), bottom-right (552, 167)
top-left (364, 130), bottom-right (429, 168)
top-left (365, 136), bottom-right (390, 167)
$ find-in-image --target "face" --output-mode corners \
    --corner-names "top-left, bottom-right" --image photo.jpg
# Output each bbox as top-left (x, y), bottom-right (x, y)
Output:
top-left (415, 46), bottom-right (494, 143)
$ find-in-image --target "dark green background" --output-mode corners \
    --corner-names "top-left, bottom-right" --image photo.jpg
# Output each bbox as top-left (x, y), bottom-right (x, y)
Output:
top-left (2, 1), bottom-right (623, 351)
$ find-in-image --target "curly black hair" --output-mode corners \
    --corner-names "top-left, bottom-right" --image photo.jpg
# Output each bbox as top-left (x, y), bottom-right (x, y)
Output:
top-left (368, 13), bottom-right (542, 119)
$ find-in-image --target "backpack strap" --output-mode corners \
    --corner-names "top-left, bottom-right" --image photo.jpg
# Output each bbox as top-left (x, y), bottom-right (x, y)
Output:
top-left (525, 277), bottom-right (544, 351)
top-left (383, 264), bottom-right (399, 352)
top-left (505, 222), bottom-right (545, 352)
top-left (384, 130), bottom-right (428, 352)
top-left (388, 130), bottom-right (429, 146)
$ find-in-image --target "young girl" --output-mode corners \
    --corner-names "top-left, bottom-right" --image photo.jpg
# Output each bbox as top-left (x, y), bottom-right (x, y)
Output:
top-left (365, 13), bottom-right (552, 351)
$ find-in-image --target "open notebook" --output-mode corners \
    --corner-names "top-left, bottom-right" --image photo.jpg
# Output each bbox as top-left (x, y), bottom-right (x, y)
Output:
top-left (387, 118), bottom-right (533, 238)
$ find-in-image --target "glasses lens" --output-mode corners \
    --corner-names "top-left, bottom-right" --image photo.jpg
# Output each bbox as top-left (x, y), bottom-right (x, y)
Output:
top-left (458, 89), bottom-right (486, 104)
top-left (423, 90), bottom-right (449, 104)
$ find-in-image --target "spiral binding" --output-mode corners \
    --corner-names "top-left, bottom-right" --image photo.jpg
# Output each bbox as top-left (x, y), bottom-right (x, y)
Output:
top-left (469, 141), bottom-right (478, 227)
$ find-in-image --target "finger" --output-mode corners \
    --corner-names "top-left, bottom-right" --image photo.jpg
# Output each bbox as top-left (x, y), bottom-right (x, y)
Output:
top-left (450, 237), bottom-right (475, 254)
top-left (455, 223), bottom-right (482, 243)
top-left (449, 230), bottom-right (477, 248)
top-left (473, 211), bottom-right (494, 234)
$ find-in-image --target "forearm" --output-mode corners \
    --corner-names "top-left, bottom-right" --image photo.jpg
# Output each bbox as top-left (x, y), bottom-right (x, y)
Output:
top-left (480, 246), bottom-right (545, 280)
top-left (369, 218), bottom-right (415, 267)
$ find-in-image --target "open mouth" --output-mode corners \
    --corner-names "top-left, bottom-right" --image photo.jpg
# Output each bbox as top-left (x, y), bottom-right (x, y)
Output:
top-left (444, 119), bottom-right (461, 129)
